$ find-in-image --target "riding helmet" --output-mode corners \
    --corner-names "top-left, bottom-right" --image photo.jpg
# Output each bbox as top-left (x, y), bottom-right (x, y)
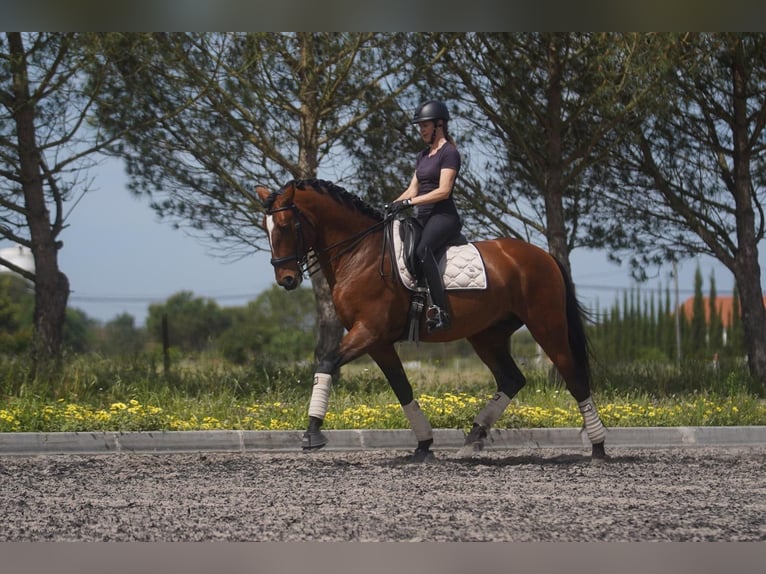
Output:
top-left (412, 100), bottom-right (450, 124)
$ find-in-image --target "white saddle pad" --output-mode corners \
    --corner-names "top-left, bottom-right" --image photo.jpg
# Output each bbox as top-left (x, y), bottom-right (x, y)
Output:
top-left (392, 220), bottom-right (487, 291)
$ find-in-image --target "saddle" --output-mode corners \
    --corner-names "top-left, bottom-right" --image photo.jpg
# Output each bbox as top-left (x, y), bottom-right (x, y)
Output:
top-left (391, 217), bottom-right (486, 292)
top-left (399, 216), bottom-right (424, 282)
top-left (386, 216), bottom-right (487, 341)
top-left (398, 216), bottom-right (470, 281)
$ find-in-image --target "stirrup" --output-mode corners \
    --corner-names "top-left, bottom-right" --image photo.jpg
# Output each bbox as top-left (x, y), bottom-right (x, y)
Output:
top-left (426, 305), bottom-right (450, 332)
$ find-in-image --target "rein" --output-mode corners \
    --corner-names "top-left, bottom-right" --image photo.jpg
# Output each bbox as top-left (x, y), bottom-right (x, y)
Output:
top-left (267, 202), bottom-right (392, 278)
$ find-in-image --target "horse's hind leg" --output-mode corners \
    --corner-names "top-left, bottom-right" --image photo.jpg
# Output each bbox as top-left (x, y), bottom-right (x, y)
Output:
top-left (527, 324), bottom-right (608, 461)
top-left (461, 324), bottom-right (527, 456)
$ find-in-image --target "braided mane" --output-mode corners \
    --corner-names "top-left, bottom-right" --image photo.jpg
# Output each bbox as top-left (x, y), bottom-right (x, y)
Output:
top-left (286, 179), bottom-right (384, 221)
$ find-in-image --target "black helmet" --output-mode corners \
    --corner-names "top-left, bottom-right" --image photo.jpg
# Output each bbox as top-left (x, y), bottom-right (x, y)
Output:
top-left (412, 100), bottom-right (450, 124)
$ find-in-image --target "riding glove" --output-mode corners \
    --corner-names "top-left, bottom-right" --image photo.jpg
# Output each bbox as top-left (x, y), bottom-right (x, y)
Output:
top-left (385, 198), bottom-right (412, 215)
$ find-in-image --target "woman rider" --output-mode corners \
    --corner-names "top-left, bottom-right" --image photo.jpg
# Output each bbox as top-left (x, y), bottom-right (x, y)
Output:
top-left (387, 100), bottom-right (462, 332)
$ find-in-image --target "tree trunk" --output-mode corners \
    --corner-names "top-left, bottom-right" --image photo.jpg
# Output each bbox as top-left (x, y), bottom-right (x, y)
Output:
top-left (542, 34), bottom-right (571, 274)
top-left (309, 270), bottom-right (345, 378)
top-left (295, 33), bottom-right (346, 374)
top-left (8, 32), bottom-right (69, 362)
top-left (730, 39), bottom-right (766, 393)
top-left (733, 264), bottom-right (766, 394)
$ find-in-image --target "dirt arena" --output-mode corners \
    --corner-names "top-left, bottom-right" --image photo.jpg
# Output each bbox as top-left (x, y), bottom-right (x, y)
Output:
top-left (1, 445), bottom-right (764, 542)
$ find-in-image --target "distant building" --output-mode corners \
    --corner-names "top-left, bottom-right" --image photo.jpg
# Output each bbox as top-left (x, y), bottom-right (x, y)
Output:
top-left (677, 295), bottom-right (766, 329)
top-left (0, 244), bottom-right (35, 275)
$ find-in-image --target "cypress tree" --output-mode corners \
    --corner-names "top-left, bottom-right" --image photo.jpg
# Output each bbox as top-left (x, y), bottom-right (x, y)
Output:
top-left (708, 271), bottom-right (724, 355)
top-left (644, 291), bottom-right (653, 351)
top-left (690, 265), bottom-right (707, 357)
top-left (621, 290), bottom-right (631, 359)
top-left (730, 284), bottom-right (745, 357)
top-left (629, 288), bottom-right (639, 359)
top-left (663, 284), bottom-right (675, 360)
top-left (609, 302), bottom-right (620, 361)
top-left (679, 305), bottom-right (691, 359)
top-left (649, 288), bottom-right (658, 351)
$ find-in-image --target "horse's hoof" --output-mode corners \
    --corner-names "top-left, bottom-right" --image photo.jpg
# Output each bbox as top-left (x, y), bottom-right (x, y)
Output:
top-left (590, 441), bottom-right (609, 464)
top-left (410, 448), bottom-right (436, 463)
top-left (302, 429), bottom-right (328, 451)
top-left (458, 424), bottom-right (486, 457)
top-left (457, 440), bottom-right (483, 458)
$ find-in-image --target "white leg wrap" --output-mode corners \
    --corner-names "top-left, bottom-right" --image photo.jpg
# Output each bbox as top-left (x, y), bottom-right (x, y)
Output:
top-left (308, 373), bottom-right (332, 420)
top-left (402, 400), bottom-right (433, 442)
top-left (578, 396), bottom-right (607, 444)
top-left (474, 392), bottom-right (512, 429)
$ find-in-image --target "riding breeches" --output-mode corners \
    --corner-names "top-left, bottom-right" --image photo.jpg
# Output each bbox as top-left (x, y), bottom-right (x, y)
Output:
top-left (415, 211), bottom-right (462, 263)
top-left (415, 212), bottom-right (462, 309)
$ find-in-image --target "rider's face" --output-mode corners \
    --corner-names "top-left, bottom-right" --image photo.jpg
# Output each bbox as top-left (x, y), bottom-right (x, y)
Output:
top-left (416, 121), bottom-right (436, 141)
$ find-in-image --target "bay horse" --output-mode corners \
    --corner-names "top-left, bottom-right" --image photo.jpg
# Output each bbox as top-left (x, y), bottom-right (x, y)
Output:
top-left (255, 179), bottom-right (607, 462)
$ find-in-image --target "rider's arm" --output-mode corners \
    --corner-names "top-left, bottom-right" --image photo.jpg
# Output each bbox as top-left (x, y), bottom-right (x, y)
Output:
top-left (409, 168), bottom-right (457, 207)
top-left (395, 172), bottom-right (419, 202)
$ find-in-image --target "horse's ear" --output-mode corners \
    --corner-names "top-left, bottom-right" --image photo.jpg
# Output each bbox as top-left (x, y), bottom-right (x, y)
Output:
top-left (281, 182), bottom-right (296, 203)
top-left (254, 185), bottom-right (271, 204)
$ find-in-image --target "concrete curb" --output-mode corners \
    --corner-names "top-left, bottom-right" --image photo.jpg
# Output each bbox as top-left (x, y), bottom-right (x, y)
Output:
top-left (1, 426), bottom-right (765, 456)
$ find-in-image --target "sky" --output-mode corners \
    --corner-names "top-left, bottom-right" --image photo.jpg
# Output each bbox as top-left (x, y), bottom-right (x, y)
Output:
top-left (56, 160), bottom-right (274, 326)
top-left (1, 158), bottom-right (757, 327)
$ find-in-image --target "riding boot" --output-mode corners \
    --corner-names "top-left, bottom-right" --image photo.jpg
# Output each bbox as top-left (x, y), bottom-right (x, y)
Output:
top-left (412, 264), bottom-right (427, 290)
top-left (421, 249), bottom-right (451, 332)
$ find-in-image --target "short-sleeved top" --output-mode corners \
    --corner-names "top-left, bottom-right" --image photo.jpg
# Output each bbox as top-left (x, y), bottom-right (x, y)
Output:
top-left (414, 141), bottom-right (461, 222)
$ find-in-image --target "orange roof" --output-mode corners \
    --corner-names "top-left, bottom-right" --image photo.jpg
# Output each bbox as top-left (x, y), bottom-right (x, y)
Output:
top-left (678, 295), bottom-right (766, 328)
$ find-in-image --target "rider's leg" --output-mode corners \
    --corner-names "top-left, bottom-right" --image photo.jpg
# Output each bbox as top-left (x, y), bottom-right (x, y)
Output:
top-left (415, 213), bottom-right (461, 332)
top-left (420, 247), bottom-right (451, 331)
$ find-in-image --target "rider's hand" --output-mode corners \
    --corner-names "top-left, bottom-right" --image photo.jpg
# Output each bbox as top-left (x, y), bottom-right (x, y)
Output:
top-left (385, 198), bottom-right (412, 215)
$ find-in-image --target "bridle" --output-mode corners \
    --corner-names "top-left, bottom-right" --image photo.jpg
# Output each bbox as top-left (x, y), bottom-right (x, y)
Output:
top-left (265, 201), bottom-right (392, 278)
top-left (266, 203), bottom-right (311, 273)
top-left (266, 203), bottom-right (318, 282)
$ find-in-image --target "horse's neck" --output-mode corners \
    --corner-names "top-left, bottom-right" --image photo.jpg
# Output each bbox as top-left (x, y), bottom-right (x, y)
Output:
top-left (313, 215), bottom-right (380, 286)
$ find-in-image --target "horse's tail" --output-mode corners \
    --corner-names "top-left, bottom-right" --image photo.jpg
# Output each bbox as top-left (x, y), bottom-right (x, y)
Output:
top-left (554, 258), bottom-right (592, 386)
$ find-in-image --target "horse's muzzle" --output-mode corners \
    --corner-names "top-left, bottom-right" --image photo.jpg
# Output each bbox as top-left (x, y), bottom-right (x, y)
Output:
top-left (279, 274), bottom-right (301, 291)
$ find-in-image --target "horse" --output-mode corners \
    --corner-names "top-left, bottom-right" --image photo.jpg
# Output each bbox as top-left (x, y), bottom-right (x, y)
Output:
top-left (255, 178), bottom-right (607, 462)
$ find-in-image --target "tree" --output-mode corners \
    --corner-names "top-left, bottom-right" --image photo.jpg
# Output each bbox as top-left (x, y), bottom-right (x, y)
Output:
top-left (146, 291), bottom-right (230, 353)
top-left (602, 33), bottom-right (766, 390)
top-left (730, 284), bottom-right (745, 357)
top-left (690, 265), bottom-right (706, 357)
top-left (62, 307), bottom-right (97, 354)
top-left (708, 271), bottom-right (724, 354)
top-left (0, 273), bottom-right (34, 352)
top-left (0, 33), bottom-right (147, 362)
top-left (95, 32), bottom-right (442, 372)
top-left (217, 285), bottom-right (316, 364)
top-left (98, 312), bottom-right (146, 357)
top-left (438, 33), bottom-right (663, 273)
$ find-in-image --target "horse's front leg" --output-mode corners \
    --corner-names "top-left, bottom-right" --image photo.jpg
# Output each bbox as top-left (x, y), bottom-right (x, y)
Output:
top-left (301, 322), bottom-right (382, 452)
top-left (303, 362), bottom-right (343, 451)
top-left (368, 344), bottom-right (435, 463)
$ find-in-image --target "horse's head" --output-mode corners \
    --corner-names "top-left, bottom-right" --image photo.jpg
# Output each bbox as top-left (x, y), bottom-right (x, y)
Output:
top-left (256, 182), bottom-right (313, 291)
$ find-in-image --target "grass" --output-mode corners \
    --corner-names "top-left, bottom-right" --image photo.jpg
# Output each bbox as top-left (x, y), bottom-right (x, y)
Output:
top-left (0, 354), bottom-right (764, 433)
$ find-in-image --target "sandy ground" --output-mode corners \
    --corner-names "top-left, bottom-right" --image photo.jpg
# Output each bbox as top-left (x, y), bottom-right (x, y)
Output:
top-left (1, 446), bottom-right (764, 542)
